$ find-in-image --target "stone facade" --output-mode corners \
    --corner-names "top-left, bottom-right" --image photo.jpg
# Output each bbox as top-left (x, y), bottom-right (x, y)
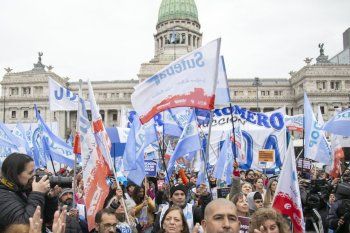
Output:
top-left (1, 0), bottom-right (350, 139)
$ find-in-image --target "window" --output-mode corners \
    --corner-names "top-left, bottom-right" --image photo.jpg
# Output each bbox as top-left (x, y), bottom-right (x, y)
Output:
top-left (317, 81), bottom-right (326, 90)
top-left (11, 111), bottom-right (16, 118)
top-left (330, 81), bottom-right (341, 90)
top-left (24, 110), bottom-right (28, 119)
top-left (22, 87), bottom-right (31, 95)
top-left (34, 86), bottom-right (43, 94)
top-left (261, 90), bottom-right (270, 96)
top-left (274, 90), bottom-right (282, 96)
top-left (320, 106), bottom-right (325, 114)
top-left (10, 88), bottom-right (19, 95)
top-left (113, 114), bottom-right (118, 121)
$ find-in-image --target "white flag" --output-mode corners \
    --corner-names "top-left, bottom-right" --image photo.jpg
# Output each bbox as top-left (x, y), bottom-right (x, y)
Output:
top-left (131, 39), bottom-right (221, 123)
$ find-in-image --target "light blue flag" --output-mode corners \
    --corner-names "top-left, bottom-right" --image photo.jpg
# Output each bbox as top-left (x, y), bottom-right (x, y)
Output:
top-left (35, 105), bottom-right (76, 168)
top-left (123, 114), bottom-right (158, 171)
top-left (32, 125), bottom-right (47, 168)
top-left (215, 56), bottom-right (231, 106)
top-left (126, 148), bottom-right (146, 186)
top-left (163, 107), bottom-right (191, 137)
top-left (304, 93), bottom-right (331, 165)
top-left (0, 122), bottom-right (25, 152)
top-left (323, 108), bottom-right (350, 136)
top-left (12, 123), bottom-right (32, 156)
top-left (214, 132), bottom-right (234, 185)
top-left (167, 109), bottom-right (201, 181)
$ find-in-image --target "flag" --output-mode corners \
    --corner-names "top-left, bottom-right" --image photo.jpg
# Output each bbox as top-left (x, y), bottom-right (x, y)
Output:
top-left (35, 105), bottom-right (76, 168)
top-left (0, 122), bottom-right (26, 153)
top-left (167, 110), bottom-right (201, 180)
top-left (164, 141), bottom-right (174, 160)
top-left (48, 77), bottom-right (90, 111)
top-left (272, 141), bottom-right (305, 233)
top-left (12, 123), bottom-right (32, 156)
top-left (87, 80), bottom-right (113, 170)
top-left (233, 121), bottom-right (243, 163)
top-left (131, 38), bottom-right (221, 123)
top-left (323, 108), bottom-right (350, 136)
top-left (214, 56), bottom-right (231, 106)
top-left (105, 127), bottom-right (130, 157)
top-left (162, 107), bottom-right (192, 137)
top-left (326, 109), bottom-right (345, 178)
top-left (285, 114), bottom-right (304, 132)
top-left (303, 93), bottom-right (331, 165)
top-left (214, 132), bottom-right (234, 184)
top-left (122, 113), bottom-right (158, 185)
top-left (77, 97), bottom-right (110, 231)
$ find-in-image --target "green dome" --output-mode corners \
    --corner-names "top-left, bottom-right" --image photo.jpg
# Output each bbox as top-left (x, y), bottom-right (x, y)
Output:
top-left (157, 0), bottom-right (199, 25)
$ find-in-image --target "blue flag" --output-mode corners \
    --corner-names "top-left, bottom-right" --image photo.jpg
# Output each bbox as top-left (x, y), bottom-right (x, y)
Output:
top-left (304, 93), bottom-right (331, 164)
top-left (167, 110), bottom-right (201, 181)
top-left (214, 56), bottom-right (231, 106)
top-left (323, 108), bottom-right (350, 136)
top-left (35, 105), bottom-right (76, 168)
top-left (214, 132), bottom-right (234, 185)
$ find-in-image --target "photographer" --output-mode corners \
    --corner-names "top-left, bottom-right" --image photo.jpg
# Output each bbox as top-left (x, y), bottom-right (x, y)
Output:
top-left (0, 153), bottom-right (54, 231)
top-left (327, 172), bottom-right (350, 233)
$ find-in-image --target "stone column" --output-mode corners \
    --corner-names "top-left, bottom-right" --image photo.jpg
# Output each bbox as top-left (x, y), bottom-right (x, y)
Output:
top-left (105, 109), bottom-right (109, 127)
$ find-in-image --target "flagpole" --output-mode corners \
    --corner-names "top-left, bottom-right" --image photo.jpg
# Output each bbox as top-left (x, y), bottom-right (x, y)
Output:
top-left (229, 103), bottom-right (237, 162)
top-left (200, 133), bottom-right (214, 200)
top-left (72, 79), bottom-right (83, 208)
top-left (203, 110), bottom-right (214, 199)
top-left (302, 108), bottom-right (305, 178)
top-left (160, 111), bottom-right (171, 184)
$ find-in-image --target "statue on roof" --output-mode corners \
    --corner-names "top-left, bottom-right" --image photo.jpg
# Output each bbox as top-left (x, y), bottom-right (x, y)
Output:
top-left (38, 52), bottom-right (43, 63)
top-left (4, 67), bottom-right (12, 73)
top-left (318, 43), bottom-right (324, 56)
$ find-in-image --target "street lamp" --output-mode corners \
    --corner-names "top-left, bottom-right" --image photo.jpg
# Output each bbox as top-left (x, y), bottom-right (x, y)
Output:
top-left (252, 77), bottom-right (262, 112)
top-left (2, 87), bottom-right (5, 123)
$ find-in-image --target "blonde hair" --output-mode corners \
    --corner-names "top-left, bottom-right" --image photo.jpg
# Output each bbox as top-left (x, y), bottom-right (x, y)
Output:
top-left (263, 179), bottom-right (277, 207)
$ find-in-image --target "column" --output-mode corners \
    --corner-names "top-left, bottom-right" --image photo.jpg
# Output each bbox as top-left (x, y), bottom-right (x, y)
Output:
top-left (105, 109), bottom-right (109, 127)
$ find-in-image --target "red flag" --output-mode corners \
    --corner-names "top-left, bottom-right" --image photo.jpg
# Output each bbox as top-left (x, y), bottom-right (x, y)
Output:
top-left (272, 141), bottom-right (305, 233)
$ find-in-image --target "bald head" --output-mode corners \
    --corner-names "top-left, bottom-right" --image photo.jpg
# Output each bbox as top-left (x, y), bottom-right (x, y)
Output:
top-left (202, 198), bottom-right (240, 233)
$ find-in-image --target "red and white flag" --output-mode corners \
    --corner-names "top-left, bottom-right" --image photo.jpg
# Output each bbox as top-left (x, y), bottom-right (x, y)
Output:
top-left (87, 80), bottom-right (113, 171)
top-left (77, 97), bottom-right (110, 231)
top-left (272, 141), bottom-right (305, 233)
top-left (131, 39), bottom-right (221, 123)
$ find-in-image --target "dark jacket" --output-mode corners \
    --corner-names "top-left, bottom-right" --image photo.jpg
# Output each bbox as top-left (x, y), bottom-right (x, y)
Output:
top-left (152, 193), bottom-right (212, 233)
top-left (0, 183), bottom-right (45, 232)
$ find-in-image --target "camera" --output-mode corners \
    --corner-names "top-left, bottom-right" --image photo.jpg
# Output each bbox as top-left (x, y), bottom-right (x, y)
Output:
top-left (108, 199), bottom-right (121, 211)
top-left (35, 171), bottom-right (72, 188)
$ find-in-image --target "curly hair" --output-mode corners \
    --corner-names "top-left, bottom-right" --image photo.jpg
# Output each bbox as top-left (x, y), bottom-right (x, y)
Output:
top-left (158, 206), bottom-right (190, 233)
top-left (249, 208), bottom-right (290, 233)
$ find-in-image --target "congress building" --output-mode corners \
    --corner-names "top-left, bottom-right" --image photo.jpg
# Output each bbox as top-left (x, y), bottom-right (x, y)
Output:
top-left (1, 0), bottom-right (350, 139)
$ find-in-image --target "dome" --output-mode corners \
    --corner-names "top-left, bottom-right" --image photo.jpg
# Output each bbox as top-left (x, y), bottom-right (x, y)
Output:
top-left (157, 0), bottom-right (199, 25)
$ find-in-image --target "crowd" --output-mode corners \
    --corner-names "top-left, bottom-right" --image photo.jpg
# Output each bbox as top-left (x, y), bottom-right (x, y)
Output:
top-left (0, 152), bottom-right (349, 233)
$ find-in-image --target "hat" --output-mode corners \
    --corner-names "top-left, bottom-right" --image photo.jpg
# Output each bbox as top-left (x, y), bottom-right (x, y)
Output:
top-left (170, 184), bottom-right (187, 197)
top-left (59, 188), bottom-right (73, 200)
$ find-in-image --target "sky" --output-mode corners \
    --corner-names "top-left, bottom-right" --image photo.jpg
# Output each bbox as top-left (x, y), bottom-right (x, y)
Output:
top-left (0, 0), bottom-right (349, 82)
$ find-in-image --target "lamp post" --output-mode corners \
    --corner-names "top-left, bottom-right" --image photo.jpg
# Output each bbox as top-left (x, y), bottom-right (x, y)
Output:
top-left (2, 87), bottom-right (5, 123)
top-left (252, 77), bottom-right (262, 112)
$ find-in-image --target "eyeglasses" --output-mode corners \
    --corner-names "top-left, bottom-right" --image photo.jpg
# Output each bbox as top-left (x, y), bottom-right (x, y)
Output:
top-left (102, 223), bottom-right (117, 229)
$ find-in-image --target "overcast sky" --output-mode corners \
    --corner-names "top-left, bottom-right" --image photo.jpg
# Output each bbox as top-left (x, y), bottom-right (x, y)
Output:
top-left (0, 0), bottom-right (349, 82)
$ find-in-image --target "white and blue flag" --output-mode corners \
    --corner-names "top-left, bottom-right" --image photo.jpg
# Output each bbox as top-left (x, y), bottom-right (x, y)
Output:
top-left (323, 108), bottom-right (350, 137)
top-left (304, 93), bottom-right (331, 165)
top-left (215, 56), bottom-right (231, 106)
top-left (35, 105), bottom-right (76, 168)
top-left (214, 132), bottom-right (234, 185)
top-left (166, 109), bottom-right (201, 181)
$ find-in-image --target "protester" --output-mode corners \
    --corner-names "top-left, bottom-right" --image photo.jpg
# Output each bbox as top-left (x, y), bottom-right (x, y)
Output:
top-left (152, 183), bottom-right (211, 233)
top-left (245, 170), bottom-right (255, 185)
top-left (263, 179), bottom-right (277, 208)
top-left (94, 208), bottom-right (118, 233)
top-left (131, 185), bottom-right (155, 232)
top-left (254, 178), bottom-right (266, 198)
top-left (0, 153), bottom-right (55, 231)
top-left (247, 192), bottom-right (264, 214)
top-left (231, 193), bottom-right (249, 217)
top-left (201, 198), bottom-right (240, 233)
top-left (157, 206), bottom-right (190, 233)
top-left (249, 208), bottom-right (290, 233)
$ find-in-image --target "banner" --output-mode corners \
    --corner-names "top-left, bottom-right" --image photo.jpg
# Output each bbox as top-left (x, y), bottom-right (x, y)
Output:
top-left (323, 108), bottom-right (350, 136)
top-left (144, 160), bottom-right (157, 177)
top-left (284, 114), bottom-right (303, 132)
top-left (49, 77), bottom-right (90, 111)
top-left (131, 39), bottom-right (221, 123)
top-left (204, 106), bottom-right (286, 171)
